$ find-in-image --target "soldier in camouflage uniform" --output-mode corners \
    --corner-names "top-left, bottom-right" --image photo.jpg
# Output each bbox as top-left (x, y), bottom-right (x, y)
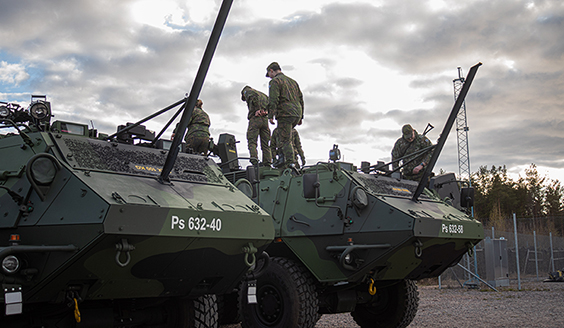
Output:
top-left (265, 62), bottom-right (304, 169)
top-left (391, 124), bottom-right (433, 181)
top-left (241, 85), bottom-right (272, 165)
top-left (271, 127), bottom-right (305, 168)
top-left (292, 128), bottom-right (305, 167)
top-left (172, 99), bottom-right (210, 155)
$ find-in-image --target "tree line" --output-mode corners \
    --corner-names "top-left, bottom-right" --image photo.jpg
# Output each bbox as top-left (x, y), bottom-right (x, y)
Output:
top-left (470, 164), bottom-right (564, 236)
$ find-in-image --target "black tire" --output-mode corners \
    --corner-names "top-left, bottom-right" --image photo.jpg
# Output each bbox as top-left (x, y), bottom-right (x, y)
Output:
top-left (239, 257), bottom-right (318, 328)
top-left (218, 291), bottom-right (241, 325)
top-left (175, 294), bottom-right (218, 328)
top-left (351, 279), bottom-right (419, 328)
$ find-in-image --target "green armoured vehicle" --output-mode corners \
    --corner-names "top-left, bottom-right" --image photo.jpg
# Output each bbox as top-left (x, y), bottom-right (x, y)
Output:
top-left (0, 1), bottom-right (274, 327)
top-left (222, 64), bottom-right (484, 328)
top-left (0, 96), bottom-right (273, 327)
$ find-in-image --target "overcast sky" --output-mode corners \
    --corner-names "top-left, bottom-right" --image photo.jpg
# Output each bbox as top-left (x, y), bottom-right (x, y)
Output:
top-left (1, 0), bottom-right (563, 182)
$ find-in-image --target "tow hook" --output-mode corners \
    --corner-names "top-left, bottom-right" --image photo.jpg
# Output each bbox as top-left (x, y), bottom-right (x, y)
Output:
top-left (245, 251), bottom-right (271, 305)
top-left (242, 242), bottom-right (257, 267)
top-left (66, 290), bottom-right (82, 323)
top-left (368, 278), bottom-right (377, 296)
top-left (414, 239), bottom-right (423, 258)
top-left (115, 239), bottom-right (135, 267)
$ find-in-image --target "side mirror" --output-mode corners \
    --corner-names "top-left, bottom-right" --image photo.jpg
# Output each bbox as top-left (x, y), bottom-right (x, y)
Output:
top-left (460, 187), bottom-right (474, 208)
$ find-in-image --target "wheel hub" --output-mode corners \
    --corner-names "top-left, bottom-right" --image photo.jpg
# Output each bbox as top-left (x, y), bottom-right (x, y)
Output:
top-left (257, 284), bottom-right (283, 325)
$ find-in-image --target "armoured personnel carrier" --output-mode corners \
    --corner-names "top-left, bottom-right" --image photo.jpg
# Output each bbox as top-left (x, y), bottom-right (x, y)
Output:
top-left (224, 64), bottom-right (484, 328)
top-left (0, 1), bottom-right (274, 327)
top-left (0, 96), bottom-right (273, 327)
top-left (0, 93), bottom-right (273, 327)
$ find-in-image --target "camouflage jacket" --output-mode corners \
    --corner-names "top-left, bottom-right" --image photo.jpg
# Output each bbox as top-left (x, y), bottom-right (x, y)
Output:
top-left (186, 107), bottom-right (210, 138)
top-left (267, 73), bottom-right (304, 120)
top-left (391, 130), bottom-right (432, 174)
top-left (242, 86), bottom-right (269, 120)
top-left (173, 107), bottom-right (210, 139)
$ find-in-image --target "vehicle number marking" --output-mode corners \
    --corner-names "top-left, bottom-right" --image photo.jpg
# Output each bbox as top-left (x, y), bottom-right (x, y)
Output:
top-left (442, 223), bottom-right (463, 234)
top-left (171, 216), bottom-right (222, 232)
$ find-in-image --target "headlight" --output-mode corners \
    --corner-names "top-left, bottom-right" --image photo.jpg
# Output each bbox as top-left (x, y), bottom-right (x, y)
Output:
top-left (352, 186), bottom-right (368, 210)
top-left (0, 105), bottom-right (10, 118)
top-left (329, 144), bottom-right (341, 161)
top-left (344, 253), bottom-right (353, 264)
top-left (29, 101), bottom-right (51, 121)
top-left (235, 178), bottom-right (253, 199)
top-left (2, 255), bottom-right (20, 274)
top-left (30, 157), bottom-right (58, 185)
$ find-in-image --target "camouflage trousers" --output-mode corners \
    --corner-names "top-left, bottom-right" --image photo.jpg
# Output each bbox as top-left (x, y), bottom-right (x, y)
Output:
top-left (185, 134), bottom-right (210, 155)
top-left (276, 116), bottom-right (300, 168)
top-left (247, 117), bottom-right (272, 164)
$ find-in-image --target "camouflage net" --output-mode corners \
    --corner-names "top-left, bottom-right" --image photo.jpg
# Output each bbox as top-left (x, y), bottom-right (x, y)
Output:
top-left (63, 138), bottom-right (222, 183)
top-left (355, 174), bottom-right (431, 199)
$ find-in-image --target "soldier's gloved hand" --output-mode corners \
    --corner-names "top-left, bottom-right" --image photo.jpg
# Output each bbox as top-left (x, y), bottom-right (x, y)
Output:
top-left (301, 157), bottom-right (306, 167)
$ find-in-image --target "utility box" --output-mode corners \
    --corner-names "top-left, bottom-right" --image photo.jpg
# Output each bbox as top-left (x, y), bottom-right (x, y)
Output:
top-left (430, 173), bottom-right (461, 209)
top-left (484, 237), bottom-right (509, 287)
top-left (217, 133), bottom-right (239, 173)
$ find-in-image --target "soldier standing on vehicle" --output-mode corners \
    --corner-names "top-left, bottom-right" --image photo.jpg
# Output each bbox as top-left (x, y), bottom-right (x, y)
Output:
top-left (292, 128), bottom-right (305, 167)
top-left (265, 62), bottom-right (304, 169)
top-left (241, 85), bottom-right (272, 165)
top-left (172, 99), bottom-right (210, 155)
top-left (271, 127), bottom-right (306, 168)
top-left (391, 124), bottom-right (433, 181)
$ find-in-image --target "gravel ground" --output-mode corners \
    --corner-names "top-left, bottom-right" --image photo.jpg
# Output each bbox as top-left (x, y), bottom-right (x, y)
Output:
top-left (225, 279), bottom-right (564, 327)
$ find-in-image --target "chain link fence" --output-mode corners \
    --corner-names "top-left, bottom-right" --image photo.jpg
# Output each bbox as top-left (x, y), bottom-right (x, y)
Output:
top-left (438, 226), bottom-right (564, 288)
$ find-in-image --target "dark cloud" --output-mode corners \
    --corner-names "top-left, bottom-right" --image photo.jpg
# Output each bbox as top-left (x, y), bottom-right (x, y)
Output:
top-left (1, 0), bottom-right (563, 179)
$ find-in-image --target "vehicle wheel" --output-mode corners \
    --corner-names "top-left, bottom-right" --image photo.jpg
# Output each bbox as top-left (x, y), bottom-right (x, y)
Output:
top-left (239, 257), bottom-right (318, 328)
top-left (174, 294), bottom-right (218, 328)
top-left (351, 279), bottom-right (419, 328)
top-left (218, 291), bottom-right (241, 325)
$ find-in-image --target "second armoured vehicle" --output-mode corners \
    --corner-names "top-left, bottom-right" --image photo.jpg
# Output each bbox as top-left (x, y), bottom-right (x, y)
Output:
top-left (222, 64), bottom-right (484, 328)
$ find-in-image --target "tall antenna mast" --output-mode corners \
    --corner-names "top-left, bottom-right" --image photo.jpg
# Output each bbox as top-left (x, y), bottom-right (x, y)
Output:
top-left (454, 67), bottom-right (471, 187)
top-left (454, 66), bottom-right (479, 288)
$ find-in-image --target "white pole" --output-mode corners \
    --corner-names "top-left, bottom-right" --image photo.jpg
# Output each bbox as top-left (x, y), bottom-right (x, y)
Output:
top-left (550, 232), bottom-right (555, 272)
top-left (533, 231), bottom-right (539, 281)
top-left (513, 213), bottom-right (521, 290)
